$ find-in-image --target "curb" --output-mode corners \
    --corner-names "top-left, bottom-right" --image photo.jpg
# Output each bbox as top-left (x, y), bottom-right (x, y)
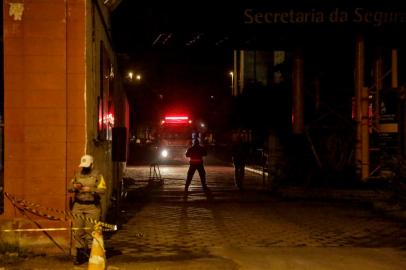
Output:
top-left (246, 166), bottom-right (269, 177)
top-left (245, 166), bottom-right (406, 223)
top-left (276, 186), bottom-right (406, 223)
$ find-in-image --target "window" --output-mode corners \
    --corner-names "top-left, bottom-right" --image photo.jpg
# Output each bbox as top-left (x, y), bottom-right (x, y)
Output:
top-left (98, 41), bottom-right (114, 140)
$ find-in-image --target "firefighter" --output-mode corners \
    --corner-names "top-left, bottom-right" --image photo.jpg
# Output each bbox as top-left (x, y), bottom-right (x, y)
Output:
top-left (70, 154), bottom-right (106, 265)
top-left (184, 138), bottom-right (209, 192)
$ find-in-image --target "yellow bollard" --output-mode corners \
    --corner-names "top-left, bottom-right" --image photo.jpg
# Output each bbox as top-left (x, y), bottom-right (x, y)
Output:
top-left (88, 223), bottom-right (106, 270)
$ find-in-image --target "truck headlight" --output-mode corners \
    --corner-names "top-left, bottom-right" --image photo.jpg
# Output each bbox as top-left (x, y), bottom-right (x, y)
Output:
top-left (161, 149), bottom-right (168, 158)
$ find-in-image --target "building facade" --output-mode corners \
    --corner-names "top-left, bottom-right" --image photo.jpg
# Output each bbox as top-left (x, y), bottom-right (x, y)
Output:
top-left (1, 0), bottom-right (128, 252)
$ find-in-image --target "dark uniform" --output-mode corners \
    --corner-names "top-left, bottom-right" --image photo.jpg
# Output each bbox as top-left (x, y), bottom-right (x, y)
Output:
top-left (232, 141), bottom-right (249, 190)
top-left (185, 140), bottom-right (208, 192)
top-left (70, 155), bottom-right (106, 265)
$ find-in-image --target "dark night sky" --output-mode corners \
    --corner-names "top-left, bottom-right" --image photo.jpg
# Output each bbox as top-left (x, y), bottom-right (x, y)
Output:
top-left (119, 48), bottom-right (233, 127)
top-left (111, 2), bottom-right (238, 125)
top-left (111, 0), bottom-right (406, 52)
top-left (111, 0), bottom-right (406, 131)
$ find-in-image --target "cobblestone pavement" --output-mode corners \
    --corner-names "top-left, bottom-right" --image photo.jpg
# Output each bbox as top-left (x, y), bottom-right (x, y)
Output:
top-left (4, 165), bottom-right (406, 269)
top-left (106, 165), bottom-right (406, 264)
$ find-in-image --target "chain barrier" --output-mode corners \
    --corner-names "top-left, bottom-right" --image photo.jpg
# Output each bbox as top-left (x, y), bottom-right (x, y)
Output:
top-left (3, 192), bottom-right (144, 256)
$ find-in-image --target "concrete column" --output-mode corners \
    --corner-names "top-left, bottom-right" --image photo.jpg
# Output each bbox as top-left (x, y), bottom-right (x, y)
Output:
top-left (374, 49), bottom-right (383, 128)
top-left (314, 76), bottom-right (321, 112)
top-left (392, 49), bottom-right (398, 89)
top-left (292, 49), bottom-right (304, 134)
top-left (2, 0), bottom-right (86, 248)
top-left (239, 50), bottom-right (245, 95)
top-left (233, 50), bottom-right (238, 96)
top-left (355, 34), bottom-right (369, 181)
top-left (361, 86), bottom-right (370, 181)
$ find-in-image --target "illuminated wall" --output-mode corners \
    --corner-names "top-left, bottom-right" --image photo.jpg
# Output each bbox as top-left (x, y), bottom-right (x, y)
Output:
top-left (1, 0), bottom-right (126, 251)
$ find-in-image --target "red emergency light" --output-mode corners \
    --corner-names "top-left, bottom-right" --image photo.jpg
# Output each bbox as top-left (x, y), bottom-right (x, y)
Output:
top-left (162, 115), bottom-right (190, 124)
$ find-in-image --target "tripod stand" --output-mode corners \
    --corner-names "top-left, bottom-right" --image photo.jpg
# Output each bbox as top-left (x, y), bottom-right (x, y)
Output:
top-left (149, 162), bottom-right (163, 185)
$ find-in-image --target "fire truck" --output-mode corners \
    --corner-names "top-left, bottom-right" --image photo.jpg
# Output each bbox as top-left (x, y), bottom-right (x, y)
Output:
top-left (156, 114), bottom-right (203, 163)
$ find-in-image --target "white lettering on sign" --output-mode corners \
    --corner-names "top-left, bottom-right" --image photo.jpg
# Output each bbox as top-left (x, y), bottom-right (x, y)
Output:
top-left (244, 8), bottom-right (406, 26)
top-left (353, 8), bottom-right (406, 26)
top-left (244, 9), bottom-right (324, 24)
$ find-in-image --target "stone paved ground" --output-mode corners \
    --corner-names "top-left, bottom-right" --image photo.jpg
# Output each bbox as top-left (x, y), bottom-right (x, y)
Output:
top-left (4, 165), bottom-right (406, 269)
top-left (106, 165), bottom-right (406, 262)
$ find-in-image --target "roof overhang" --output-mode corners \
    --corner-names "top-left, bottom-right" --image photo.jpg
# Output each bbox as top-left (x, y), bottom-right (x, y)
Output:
top-left (112, 1), bottom-right (406, 52)
top-left (103, 0), bottom-right (122, 11)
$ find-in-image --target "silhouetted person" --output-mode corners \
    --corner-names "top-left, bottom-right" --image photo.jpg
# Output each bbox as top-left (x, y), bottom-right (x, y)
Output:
top-left (185, 139), bottom-right (208, 192)
top-left (232, 137), bottom-right (249, 190)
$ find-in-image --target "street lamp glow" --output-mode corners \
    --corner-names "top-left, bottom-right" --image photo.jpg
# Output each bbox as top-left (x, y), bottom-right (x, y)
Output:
top-left (136, 74), bottom-right (141, 80)
top-left (229, 71), bottom-right (234, 95)
top-left (128, 72), bottom-right (133, 80)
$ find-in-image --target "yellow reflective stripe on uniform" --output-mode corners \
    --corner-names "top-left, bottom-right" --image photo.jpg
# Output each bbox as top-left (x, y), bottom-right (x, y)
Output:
top-left (97, 175), bottom-right (107, 189)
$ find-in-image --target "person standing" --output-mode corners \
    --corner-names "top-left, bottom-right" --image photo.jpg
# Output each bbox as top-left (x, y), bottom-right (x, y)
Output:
top-left (185, 139), bottom-right (209, 192)
top-left (70, 154), bottom-right (106, 265)
top-left (231, 136), bottom-right (249, 190)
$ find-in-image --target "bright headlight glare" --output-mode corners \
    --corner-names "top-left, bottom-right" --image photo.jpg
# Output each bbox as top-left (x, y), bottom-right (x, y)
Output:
top-left (161, 149), bottom-right (168, 158)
